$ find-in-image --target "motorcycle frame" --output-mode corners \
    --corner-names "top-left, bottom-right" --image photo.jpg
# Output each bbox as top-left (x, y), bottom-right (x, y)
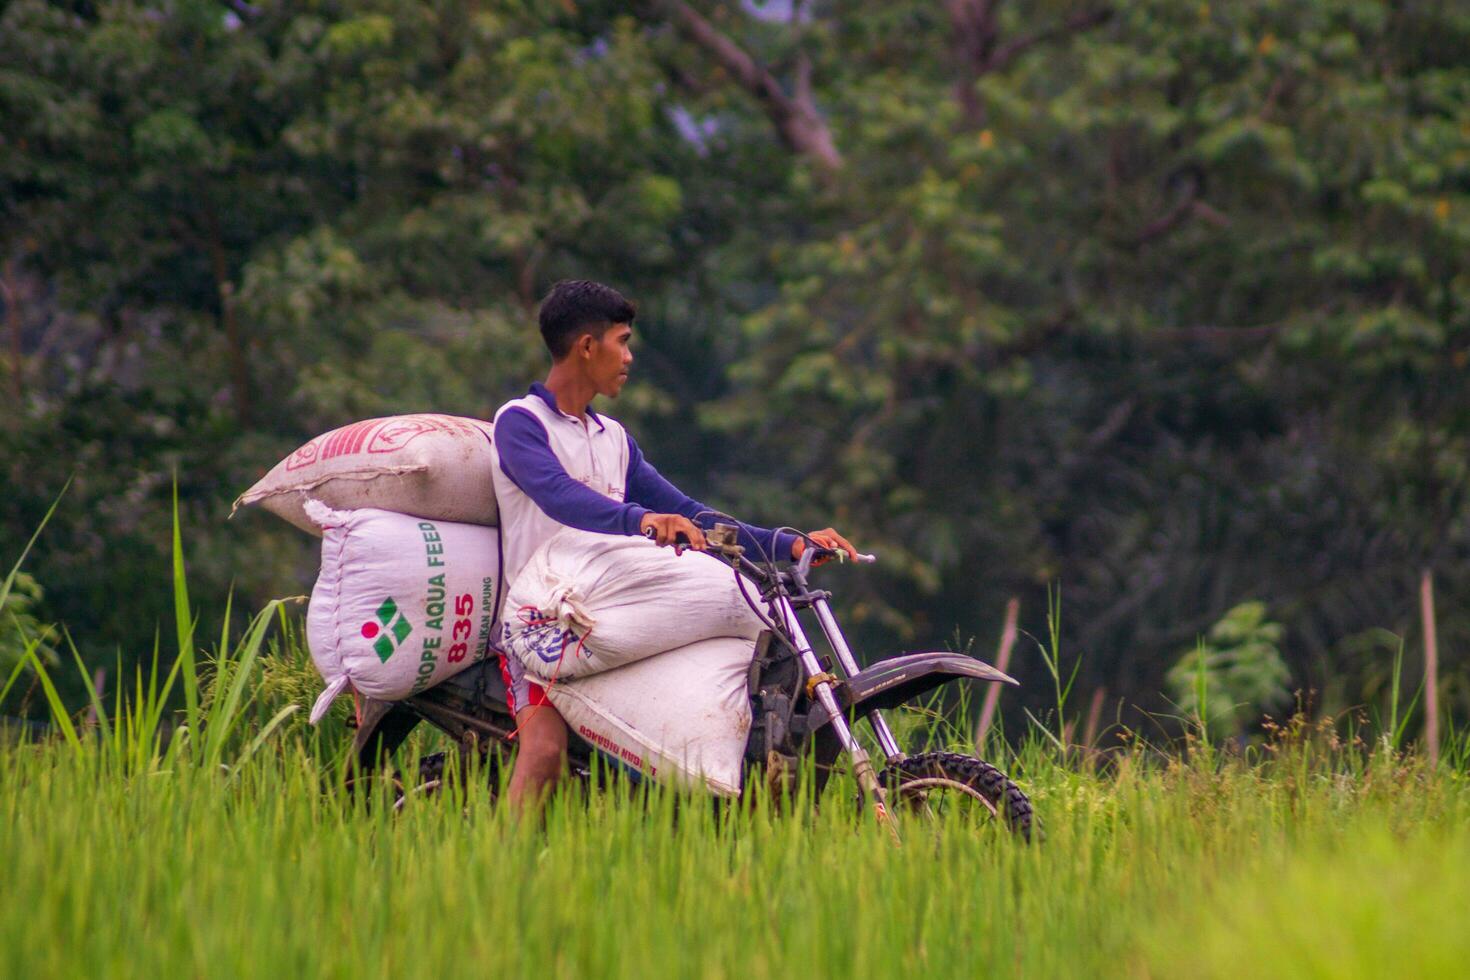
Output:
top-left (346, 532), bottom-right (1019, 807)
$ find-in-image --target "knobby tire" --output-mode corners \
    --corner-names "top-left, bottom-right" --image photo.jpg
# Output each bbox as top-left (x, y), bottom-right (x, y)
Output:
top-left (888, 751), bottom-right (1034, 841)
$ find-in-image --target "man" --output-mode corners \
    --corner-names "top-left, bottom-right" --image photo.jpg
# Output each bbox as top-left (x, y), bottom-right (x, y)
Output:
top-left (490, 279), bottom-right (857, 810)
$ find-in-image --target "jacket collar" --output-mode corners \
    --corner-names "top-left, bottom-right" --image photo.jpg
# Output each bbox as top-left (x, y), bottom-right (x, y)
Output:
top-left (529, 381), bottom-right (605, 431)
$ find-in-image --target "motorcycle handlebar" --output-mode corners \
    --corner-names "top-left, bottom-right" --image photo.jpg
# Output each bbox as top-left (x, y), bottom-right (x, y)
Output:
top-left (641, 527), bottom-right (693, 544)
top-left (645, 522), bottom-right (877, 568)
top-left (797, 542), bottom-right (877, 579)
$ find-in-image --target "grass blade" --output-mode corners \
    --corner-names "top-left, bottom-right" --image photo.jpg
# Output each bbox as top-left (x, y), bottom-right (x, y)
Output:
top-left (231, 704), bottom-right (301, 777)
top-left (219, 587), bottom-right (235, 663)
top-left (0, 650), bottom-right (29, 708)
top-left (65, 627), bottom-right (112, 746)
top-left (172, 477), bottom-right (201, 736)
top-left (204, 600), bottom-right (281, 767)
top-left (24, 643), bottom-right (80, 754)
top-left (0, 478), bottom-right (70, 620)
top-left (1024, 706), bottom-right (1068, 754)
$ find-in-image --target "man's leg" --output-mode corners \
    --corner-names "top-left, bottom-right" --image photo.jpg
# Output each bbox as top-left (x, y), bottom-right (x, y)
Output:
top-left (506, 702), bottom-right (567, 813)
top-left (499, 651), bottom-right (567, 812)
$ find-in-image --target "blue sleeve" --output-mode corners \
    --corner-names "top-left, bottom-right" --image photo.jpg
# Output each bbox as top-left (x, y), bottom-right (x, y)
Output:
top-left (624, 432), bottom-right (798, 561)
top-left (496, 408), bottom-right (649, 535)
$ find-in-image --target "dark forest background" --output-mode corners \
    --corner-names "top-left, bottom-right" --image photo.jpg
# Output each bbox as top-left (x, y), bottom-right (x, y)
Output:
top-left (3, 0), bottom-right (1468, 733)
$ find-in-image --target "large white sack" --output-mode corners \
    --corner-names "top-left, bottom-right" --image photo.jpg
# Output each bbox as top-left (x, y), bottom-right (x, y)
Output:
top-left (234, 414), bottom-right (498, 536)
top-left (551, 636), bottom-right (756, 796)
top-left (501, 528), bottom-right (764, 682)
top-left (305, 501), bottom-right (502, 723)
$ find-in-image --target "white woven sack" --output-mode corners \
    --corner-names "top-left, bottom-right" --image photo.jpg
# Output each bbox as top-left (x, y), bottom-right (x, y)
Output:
top-left (501, 528), bottom-right (764, 683)
top-left (549, 636), bottom-right (756, 796)
top-left (305, 501), bottom-right (502, 723)
top-left (234, 414), bottom-right (498, 536)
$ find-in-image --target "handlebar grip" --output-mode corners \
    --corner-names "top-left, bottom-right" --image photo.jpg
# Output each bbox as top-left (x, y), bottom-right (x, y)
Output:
top-left (808, 546), bottom-right (877, 565)
top-left (642, 527), bottom-right (692, 546)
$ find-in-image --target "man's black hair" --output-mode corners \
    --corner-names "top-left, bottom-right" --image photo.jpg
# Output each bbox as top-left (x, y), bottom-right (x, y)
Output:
top-left (538, 280), bottom-right (636, 359)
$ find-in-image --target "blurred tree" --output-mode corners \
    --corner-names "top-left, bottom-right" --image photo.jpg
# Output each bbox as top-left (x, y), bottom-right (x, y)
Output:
top-left (0, 572), bottom-right (59, 682)
top-left (697, 0), bottom-right (1470, 717)
top-left (1166, 601), bottom-right (1290, 739)
top-left (0, 0), bottom-right (1467, 728)
top-left (0, 0), bottom-right (710, 684)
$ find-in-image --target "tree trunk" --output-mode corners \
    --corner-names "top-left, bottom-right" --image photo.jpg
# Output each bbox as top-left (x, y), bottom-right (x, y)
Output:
top-left (1420, 568), bottom-right (1440, 766)
top-left (975, 596), bottom-right (1019, 750)
top-left (204, 211), bottom-right (252, 425)
top-left (657, 1), bottom-right (843, 175)
top-left (1082, 685), bottom-right (1106, 751)
top-left (1, 256), bottom-right (23, 401)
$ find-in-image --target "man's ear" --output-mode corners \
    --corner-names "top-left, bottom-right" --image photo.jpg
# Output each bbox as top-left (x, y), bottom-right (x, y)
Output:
top-left (574, 332), bottom-right (596, 360)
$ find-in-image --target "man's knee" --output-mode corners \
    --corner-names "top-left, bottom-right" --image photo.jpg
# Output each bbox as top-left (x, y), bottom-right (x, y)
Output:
top-left (514, 706), bottom-right (568, 782)
top-left (519, 736), bottom-right (566, 777)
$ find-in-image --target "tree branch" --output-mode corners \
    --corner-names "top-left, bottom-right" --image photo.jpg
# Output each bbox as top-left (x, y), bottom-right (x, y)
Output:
top-left (985, 7), bottom-right (1113, 75)
top-left (202, 208), bottom-right (252, 425)
top-left (1124, 169), bottom-right (1231, 248)
top-left (946, 2), bottom-right (1112, 127)
top-left (656, 1), bottom-right (842, 174)
top-left (1, 257), bottom-right (24, 400)
top-left (1130, 171), bottom-right (1200, 246)
top-left (946, 0), bottom-right (1000, 128)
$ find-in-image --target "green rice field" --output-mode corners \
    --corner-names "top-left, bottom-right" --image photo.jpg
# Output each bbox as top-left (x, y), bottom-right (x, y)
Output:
top-left (3, 526), bottom-right (1466, 978)
top-left (4, 678), bottom-right (1467, 978)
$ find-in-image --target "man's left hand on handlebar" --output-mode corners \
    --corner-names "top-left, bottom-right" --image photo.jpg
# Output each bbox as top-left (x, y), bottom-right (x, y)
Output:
top-left (791, 527), bottom-right (859, 566)
top-left (640, 513), bottom-right (707, 554)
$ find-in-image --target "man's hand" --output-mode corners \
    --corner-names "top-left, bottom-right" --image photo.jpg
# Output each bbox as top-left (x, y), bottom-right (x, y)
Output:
top-left (640, 513), bottom-right (707, 554)
top-left (791, 527), bottom-right (858, 565)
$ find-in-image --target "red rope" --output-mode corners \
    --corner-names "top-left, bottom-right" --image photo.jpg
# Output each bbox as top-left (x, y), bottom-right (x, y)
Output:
top-left (506, 604), bottom-right (589, 739)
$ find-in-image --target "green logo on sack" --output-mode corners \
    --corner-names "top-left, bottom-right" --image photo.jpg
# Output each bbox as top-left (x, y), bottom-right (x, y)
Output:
top-left (361, 597), bottom-right (412, 662)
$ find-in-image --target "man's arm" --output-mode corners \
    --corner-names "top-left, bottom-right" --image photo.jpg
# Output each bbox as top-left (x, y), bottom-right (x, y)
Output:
top-left (496, 408), bottom-right (649, 534)
top-left (623, 432), bottom-right (799, 560)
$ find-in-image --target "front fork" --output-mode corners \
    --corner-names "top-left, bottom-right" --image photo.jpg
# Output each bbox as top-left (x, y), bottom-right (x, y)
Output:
top-left (772, 594), bottom-right (903, 844)
top-left (810, 596), bottom-right (905, 765)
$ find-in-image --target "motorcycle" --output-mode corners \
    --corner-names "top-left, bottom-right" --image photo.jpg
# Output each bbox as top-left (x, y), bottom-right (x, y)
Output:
top-left (346, 521), bottom-right (1033, 840)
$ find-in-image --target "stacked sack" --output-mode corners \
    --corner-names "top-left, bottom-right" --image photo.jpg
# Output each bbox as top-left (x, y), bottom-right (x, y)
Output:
top-left (240, 415), bottom-right (760, 793)
top-left (501, 528), bottom-right (765, 794)
top-left (236, 415), bottom-right (504, 722)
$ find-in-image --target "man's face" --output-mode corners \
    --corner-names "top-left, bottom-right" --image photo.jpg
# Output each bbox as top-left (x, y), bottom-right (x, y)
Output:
top-left (589, 322), bottom-right (633, 398)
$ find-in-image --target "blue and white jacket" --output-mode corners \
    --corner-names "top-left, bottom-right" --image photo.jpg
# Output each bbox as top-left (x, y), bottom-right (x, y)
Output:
top-left (490, 382), bottom-right (797, 590)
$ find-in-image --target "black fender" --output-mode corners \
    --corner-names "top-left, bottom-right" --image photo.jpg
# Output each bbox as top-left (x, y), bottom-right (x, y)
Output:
top-left (805, 652), bottom-right (1017, 731)
top-left (350, 698), bottom-right (421, 771)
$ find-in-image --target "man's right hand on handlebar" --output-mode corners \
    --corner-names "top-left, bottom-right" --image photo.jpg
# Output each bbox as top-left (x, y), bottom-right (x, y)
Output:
top-left (640, 513), bottom-right (707, 554)
top-left (791, 527), bottom-right (859, 566)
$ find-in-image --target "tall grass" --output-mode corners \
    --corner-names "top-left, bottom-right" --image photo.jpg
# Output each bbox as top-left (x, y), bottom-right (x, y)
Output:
top-left (7, 509), bottom-right (299, 779)
top-left (3, 707), bottom-right (1467, 978)
top-left (4, 502), bottom-right (1468, 977)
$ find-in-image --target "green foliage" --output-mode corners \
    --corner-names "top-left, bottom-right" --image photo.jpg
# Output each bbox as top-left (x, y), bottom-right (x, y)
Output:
top-left (0, 572), bottom-right (57, 679)
top-left (1167, 602), bottom-right (1291, 738)
top-left (1, 0), bottom-right (1467, 725)
top-left (0, 485), bottom-right (67, 701)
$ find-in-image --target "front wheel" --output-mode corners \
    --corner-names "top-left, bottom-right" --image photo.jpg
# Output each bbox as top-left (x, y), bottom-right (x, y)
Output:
top-left (885, 752), bottom-right (1034, 841)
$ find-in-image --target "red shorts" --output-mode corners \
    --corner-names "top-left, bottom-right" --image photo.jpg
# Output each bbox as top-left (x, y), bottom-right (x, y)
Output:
top-left (498, 651), bottom-right (548, 716)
